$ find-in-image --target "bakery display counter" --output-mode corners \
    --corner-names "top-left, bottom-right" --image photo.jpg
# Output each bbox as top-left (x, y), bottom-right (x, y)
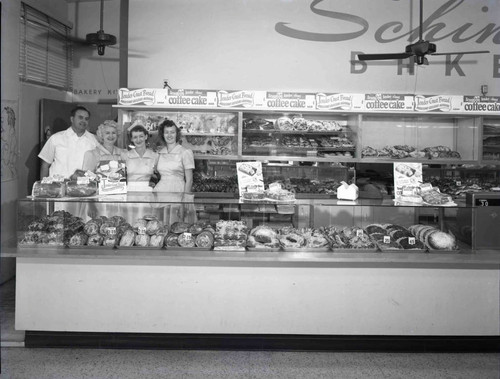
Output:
top-left (11, 193), bottom-right (500, 342)
top-left (15, 194), bottom-right (500, 257)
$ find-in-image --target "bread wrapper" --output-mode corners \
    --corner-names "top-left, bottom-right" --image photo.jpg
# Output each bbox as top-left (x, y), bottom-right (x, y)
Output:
top-left (66, 180), bottom-right (98, 197)
top-left (32, 176), bottom-right (66, 198)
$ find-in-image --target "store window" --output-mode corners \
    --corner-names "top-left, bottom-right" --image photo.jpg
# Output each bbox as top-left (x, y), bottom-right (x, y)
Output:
top-left (18, 3), bottom-right (73, 90)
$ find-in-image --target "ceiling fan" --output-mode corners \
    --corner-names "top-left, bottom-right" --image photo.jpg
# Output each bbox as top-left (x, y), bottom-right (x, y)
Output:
top-left (85, 0), bottom-right (117, 56)
top-left (357, 0), bottom-right (490, 65)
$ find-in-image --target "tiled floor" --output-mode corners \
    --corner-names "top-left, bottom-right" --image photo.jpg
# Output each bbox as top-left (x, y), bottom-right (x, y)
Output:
top-left (1, 348), bottom-right (499, 378)
top-left (1, 278), bottom-right (499, 378)
top-left (1, 277), bottom-right (24, 344)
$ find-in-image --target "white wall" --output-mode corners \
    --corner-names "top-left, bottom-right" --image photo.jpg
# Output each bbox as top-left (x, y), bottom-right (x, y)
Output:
top-left (68, 0), bottom-right (123, 103)
top-left (1, 0), bottom-right (72, 283)
top-left (128, 0), bottom-right (499, 95)
top-left (1, 0), bottom-right (21, 283)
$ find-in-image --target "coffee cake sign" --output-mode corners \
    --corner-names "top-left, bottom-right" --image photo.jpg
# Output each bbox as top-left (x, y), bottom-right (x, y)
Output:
top-left (275, 0), bottom-right (500, 77)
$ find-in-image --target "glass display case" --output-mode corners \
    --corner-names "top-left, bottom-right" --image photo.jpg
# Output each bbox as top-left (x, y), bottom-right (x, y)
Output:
top-left (482, 117), bottom-right (500, 162)
top-left (359, 114), bottom-right (480, 163)
top-left (17, 193), bottom-right (493, 255)
top-left (119, 109), bottom-right (240, 157)
top-left (241, 112), bottom-right (357, 161)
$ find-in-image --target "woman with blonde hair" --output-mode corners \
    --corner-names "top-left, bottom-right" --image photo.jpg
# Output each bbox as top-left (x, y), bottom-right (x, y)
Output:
top-left (82, 120), bottom-right (126, 172)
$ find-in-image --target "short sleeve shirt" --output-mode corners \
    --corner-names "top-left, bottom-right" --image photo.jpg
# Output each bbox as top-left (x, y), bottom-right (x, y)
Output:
top-left (122, 148), bottom-right (159, 182)
top-left (38, 128), bottom-right (99, 178)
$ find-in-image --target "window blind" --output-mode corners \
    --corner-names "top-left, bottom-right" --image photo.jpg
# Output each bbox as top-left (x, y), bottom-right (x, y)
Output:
top-left (19, 3), bottom-right (73, 90)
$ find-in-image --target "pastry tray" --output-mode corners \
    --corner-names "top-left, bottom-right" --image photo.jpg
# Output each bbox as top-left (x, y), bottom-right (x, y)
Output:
top-left (115, 246), bottom-right (162, 250)
top-left (213, 246), bottom-right (246, 252)
top-left (246, 247), bottom-right (281, 252)
top-left (281, 246), bottom-right (331, 252)
top-left (375, 242), bottom-right (405, 252)
top-left (18, 243), bottom-right (66, 249)
top-left (68, 245), bottom-right (116, 249)
top-left (378, 246), bottom-right (427, 253)
top-left (164, 246), bottom-right (213, 251)
top-left (194, 192), bottom-right (237, 198)
top-left (330, 247), bottom-right (378, 253)
top-left (427, 246), bottom-right (460, 254)
top-left (240, 198), bottom-right (295, 204)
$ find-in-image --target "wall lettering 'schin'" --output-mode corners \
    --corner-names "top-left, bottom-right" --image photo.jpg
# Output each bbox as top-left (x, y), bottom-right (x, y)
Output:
top-left (275, 0), bottom-right (500, 45)
top-left (275, 0), bottom-right (368, 42)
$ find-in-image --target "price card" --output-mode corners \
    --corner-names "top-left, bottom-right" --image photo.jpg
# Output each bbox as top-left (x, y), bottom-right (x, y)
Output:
top-left (137, 226), bottom-right (146, 235)
top-left (456, 181), bottom-right (462, 186)
top-left (77, 176), bottom-right (90, 185)
top-left (408, 237), bottom-right (416, 245)
top-left (268, 182), bottom-right (282, 191)
top-left (356, 229), bottom-right (364, 237)
top-left (383, 236), bottom-right (391, 244)
top-left (108, 227), bottom-right (117, 236)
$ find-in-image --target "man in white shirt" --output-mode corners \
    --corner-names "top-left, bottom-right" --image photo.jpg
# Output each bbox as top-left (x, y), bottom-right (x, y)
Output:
top-left (39, 106), bottom-right (99, 179)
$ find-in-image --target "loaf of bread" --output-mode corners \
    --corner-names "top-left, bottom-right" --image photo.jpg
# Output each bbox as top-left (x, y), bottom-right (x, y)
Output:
top-left (408, 225), bottom-right (456, 250)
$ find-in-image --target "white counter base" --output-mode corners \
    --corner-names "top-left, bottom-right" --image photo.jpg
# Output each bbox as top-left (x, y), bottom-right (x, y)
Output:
top-left (15, 256), bottom-right (500, 336)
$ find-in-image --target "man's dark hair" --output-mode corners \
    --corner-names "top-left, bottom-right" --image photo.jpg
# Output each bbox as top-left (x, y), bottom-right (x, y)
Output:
top-left (71, 105), bottom-right (91, 118)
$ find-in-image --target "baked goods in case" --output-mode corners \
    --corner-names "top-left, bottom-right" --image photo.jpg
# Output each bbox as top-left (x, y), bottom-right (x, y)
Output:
top-left (68, 232), bottom-right (88, 246)
top-left (408, 225), bottom-right (457, 250)
top-left (275, 116), bottom-right (293, 131)
top-left (195, 231), bottom-right (215, 248)
top-left (178, 232), bottom-right (196, 248)
top-left (84, 218), bottom-right (103, 236)
top-left (292, 117), bottom-right (309, 131)
top-left (365, 223), bottom-right (426, 250)
top-left (134, 234), bottom-right (150, 247)
top-left (301, 228), bottom-right (330, 248)
top-left (322, 226), bottom-right (375, 250)
top-left (170, 222), bottom-right (191, 234)
top-left (31, 181), bottom-right (66, 198)
top-left (247, 225), bottom-right (280, 249)
top-left (146, 219), bottom-right (163, 235)
top-left (420, 188), bottom-right (453, 205)
top-left (397, 237), bottom-right (426, 250)
top-left (165, 233), bottom-right (181, 247)
top-left (66, 180), bottom-right (98, 197)
top-left (119, 229), bottom-right (136, 247)
top-left (87, 234), bottom-right (104, 246)
top-left (277, 227), bottom-right (306, 249)
top-left (103, 236), bottom-right (117, 247)
top-left (214, 220), bottom-right (248, 249)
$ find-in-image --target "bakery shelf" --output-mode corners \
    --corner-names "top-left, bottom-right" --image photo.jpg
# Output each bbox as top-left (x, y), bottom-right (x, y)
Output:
top-left (243, 130), bottom-right (352, 135)
top-left (184, 132), bottom-right (236, 137)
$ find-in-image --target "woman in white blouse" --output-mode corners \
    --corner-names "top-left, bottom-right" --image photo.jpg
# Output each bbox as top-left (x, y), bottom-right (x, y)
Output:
top-left (121, 124), bottom-right (159, 192)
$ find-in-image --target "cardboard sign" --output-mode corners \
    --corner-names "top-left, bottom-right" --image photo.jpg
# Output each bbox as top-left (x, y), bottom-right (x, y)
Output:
top-left (393, 162), bottom-right (423, 203)
top-left (236, 161), bottom-right (264, 196)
